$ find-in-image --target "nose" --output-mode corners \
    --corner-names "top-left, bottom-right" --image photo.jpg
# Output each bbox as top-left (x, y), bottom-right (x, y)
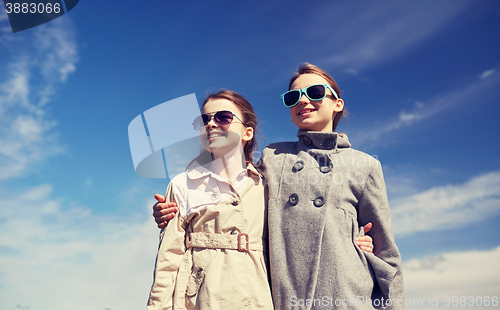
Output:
top-left (297, 91), bottom-right (310, 105)
top-left (206, 116), bottom-right (218, 128)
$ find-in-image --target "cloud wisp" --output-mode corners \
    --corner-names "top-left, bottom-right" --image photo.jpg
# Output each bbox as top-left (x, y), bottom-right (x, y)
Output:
top-left (313, 1), bottom-right (472, 72)
top-left (0, 184), bottom-right (159, 310)
top-left (403, 246), bottom-right (500, 309)
top-left (391, 170), bottom-right (500, 236)
top-left (352, 69), bottom-right (500, 147)
top-left (0, 17), bottom-right (78, 180)
top-left (481, 68), bottom-right (497, 80)
top-left (1, 181), bottom-right (497, 310)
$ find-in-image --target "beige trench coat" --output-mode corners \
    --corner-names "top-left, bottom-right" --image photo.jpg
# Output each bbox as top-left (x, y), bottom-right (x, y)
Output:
top-left (147, 164), bottom-right (274, 310)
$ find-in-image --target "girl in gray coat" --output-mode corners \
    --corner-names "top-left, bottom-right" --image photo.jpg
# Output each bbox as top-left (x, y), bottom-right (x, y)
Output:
top-left (260, 63), bottom-right (404, 309)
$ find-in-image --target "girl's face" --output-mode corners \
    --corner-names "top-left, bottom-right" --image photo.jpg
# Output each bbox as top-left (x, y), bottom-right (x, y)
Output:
top-left (199, 98), bottom-right (253, 156)
top-left (289, 74), bottom-right (344, 132)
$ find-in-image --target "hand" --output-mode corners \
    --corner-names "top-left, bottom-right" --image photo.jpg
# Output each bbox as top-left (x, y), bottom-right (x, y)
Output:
top-left (152, 194), bottom-right (179, 229)
top-left (355, 222), bottom-right (374, 254)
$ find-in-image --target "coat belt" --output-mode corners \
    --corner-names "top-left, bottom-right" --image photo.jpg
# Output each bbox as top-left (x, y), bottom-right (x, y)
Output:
top-left (186, 232), bottom-right (263, 252)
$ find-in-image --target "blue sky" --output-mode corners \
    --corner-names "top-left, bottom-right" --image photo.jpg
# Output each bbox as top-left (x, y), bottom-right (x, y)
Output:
top-left (0, 1), bottom-right (499, 309)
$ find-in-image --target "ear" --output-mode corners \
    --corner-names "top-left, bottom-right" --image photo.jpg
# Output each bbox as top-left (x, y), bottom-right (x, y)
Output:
top-left (333, 99), bottom-right (344, 112)
top-left (242, 126), bottom-right (254, 142)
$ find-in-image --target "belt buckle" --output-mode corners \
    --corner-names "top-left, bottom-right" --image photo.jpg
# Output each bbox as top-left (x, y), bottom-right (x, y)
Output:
top-left (237, 233), bottom-right (249, 252)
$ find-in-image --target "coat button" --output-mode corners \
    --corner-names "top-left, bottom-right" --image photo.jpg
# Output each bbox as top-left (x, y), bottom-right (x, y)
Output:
top-left (196, 268), bottom-right (204, 278)
top-left (303, 136), bottom-right (312, 145)
top-left (323, 138), bottom-right (335, 149)
top-left (232, 200), bottom-right (239, 206)
top-left (313, 196), bottom-right (325, 207)
top-left (293, 160), bottom-right (304, 172)
top-left (319, 165), bottom-right (332, 173)
top-left (289, 193), bottom-right (299, 206)
top-left (211, 193), bottom-right (218, 200)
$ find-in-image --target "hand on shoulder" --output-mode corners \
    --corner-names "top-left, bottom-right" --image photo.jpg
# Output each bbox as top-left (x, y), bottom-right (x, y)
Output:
top-left (152, 194), bottom-right (179, 229)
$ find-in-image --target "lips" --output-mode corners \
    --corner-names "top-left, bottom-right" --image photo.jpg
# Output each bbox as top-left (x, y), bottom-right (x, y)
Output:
top-left (207, 131), bottom-right (225, 139)
top-left (298, 108), bottom-right (316, 115)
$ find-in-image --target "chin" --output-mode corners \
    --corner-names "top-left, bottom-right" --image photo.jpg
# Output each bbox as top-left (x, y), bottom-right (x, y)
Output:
top-left (295, 121), bottom-right (316, 131)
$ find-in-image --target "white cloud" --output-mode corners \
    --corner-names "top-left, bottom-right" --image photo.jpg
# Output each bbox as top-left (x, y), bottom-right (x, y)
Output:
top-left (311, 1), bottom-right (472, 72)
top-left (1, 182), bottom-right (498, 310)
top-left (403, 247), bottom-right (500, 309)
top-left (353, 70), bottom-right (500, 146)
top-left (0, 2), bottom-right (23, 45)
top-left (384, 173), bottom-right (421, 199)
top-left (0, 16), bottom-right (159, 309)
top-left (84, 177), bottom-right (92, 187)
top-left (0, 184), bottom-right (160, 310)
top-left (0, 2), bottom-right (8, 22)
top-left (481, 68), bottom-right (496, 80)
top-left (391, 170), bottom-right (500, 236)
top-left (345, 68), bottom-right (359, 76)
top-left (0, 18), bottom-right (77, 180)
top-left (34, 18), bottom-right (78, 84)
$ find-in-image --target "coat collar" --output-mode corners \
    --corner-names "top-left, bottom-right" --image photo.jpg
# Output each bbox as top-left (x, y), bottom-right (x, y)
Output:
top-left (185, 161), bottom-right (261, 183)
top-left (296, 130), bottom-right (351, 151)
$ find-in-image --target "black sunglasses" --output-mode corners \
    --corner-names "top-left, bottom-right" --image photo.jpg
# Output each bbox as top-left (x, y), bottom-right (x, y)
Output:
top-left (281, 84), bottom-right (339, 108)
top-left (192, 110), bottom-right (244, 130)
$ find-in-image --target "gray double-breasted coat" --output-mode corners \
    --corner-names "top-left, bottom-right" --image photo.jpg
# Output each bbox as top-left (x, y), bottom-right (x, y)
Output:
top-left (259, 130), bottom-right (404, 309)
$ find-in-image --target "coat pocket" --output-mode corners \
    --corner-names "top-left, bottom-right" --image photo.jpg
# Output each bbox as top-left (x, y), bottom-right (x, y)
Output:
top-left (364, 252), bottom-right (397, 301)
top-left (186, 267), bottom-right (205, 297)
top-left (186, 190), bottom-right (219, 215)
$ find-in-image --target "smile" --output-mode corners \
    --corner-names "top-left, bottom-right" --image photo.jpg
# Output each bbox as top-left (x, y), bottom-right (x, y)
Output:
top-left (207, 132), bottom-right (225, 139)
top-left (298, 108), bottom-right (316, 115)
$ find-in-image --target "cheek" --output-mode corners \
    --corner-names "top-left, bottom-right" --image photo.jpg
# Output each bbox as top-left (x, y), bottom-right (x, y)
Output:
top-left (199, 131), bottom-right (208, 143)
top-left (227, 131), bottom-right (242, 144)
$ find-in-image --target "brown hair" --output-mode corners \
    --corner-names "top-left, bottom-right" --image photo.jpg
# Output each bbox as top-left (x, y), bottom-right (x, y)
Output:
top-left (288, 63), bottom-right (347, 131)
top-left (202, 90), bottom-right (258, 164)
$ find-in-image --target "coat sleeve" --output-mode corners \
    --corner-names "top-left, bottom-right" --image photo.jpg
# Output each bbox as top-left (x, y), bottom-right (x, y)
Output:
top-left (147, 182), bottom-right (187, 310)
top-left (357, 160), bottom-right (405, 308)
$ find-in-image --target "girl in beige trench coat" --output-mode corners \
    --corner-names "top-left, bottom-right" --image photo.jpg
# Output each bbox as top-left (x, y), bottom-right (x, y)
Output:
top-left (147, 90), bottom-right (274, 310)
top-left (149, 88), bottom-right (375, 310)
